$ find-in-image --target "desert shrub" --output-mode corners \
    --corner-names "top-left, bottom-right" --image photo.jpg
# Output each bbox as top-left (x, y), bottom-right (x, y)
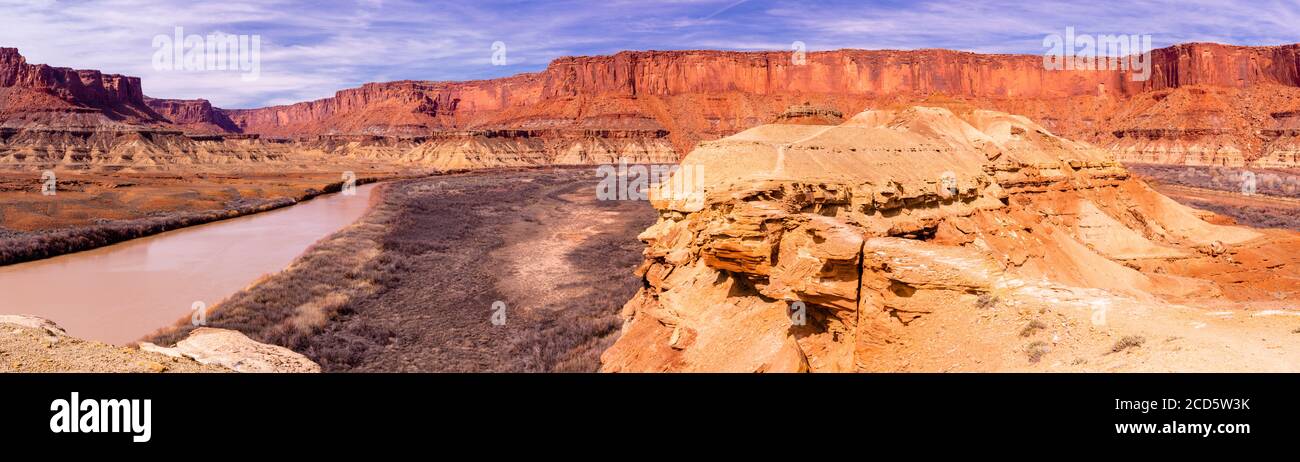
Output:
top-left (1020, 319), bottom-right (1047, 337)
top-left (1026, 341), bottom-right (1050, 363)
top-left (1111, 335), bottom-right (1146, 353)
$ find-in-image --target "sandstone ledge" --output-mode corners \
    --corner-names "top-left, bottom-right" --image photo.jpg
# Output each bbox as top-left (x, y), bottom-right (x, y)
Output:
top-left (0, 315), bottom-right (319, 373)
top-left (601, 106), bottom-right (1300, 372)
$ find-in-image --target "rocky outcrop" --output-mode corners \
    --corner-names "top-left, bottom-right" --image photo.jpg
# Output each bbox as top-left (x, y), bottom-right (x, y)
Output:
top-left (0, 47), bottom-right (164, 127)
top-left (774, 103), bottom-right (844, 125)
top-left (0, 315), bottom-right (320, 372)
top-left (145, 97), bottom-right (242, 133)
top-left (140, 328), bottom-right (320, 373)
top-left (600, 106), bottom-right (1300, 372)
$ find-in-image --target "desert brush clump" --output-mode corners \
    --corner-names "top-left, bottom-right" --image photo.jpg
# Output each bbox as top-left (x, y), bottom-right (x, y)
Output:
top-left (1020, 319), bottom-right (1048, 337)
top-left (1026, 341), bottom-right (1050, 363)
top-left (1110, 335), bottom-right (1146, 353)
top-left (976, 294), bottom-right (1000, 309)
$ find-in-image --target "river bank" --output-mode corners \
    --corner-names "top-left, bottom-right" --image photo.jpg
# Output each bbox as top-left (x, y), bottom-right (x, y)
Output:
top-left (0, 173), bottom-right (403, 267)
top-left (146, 167), bottom-right (656, 372)
top-left (0, 182), bottom-right (381, 344)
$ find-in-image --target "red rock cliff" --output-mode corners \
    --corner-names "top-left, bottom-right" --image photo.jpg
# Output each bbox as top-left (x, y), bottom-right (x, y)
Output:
top-left (6, 43), bottom-right (1300, 167)
top-left (145, 97), bottom-right (241, 133)
top-left (0, 47), bottom-right (163, 124)
top-left (218, 43), bottom-right (1300, 165)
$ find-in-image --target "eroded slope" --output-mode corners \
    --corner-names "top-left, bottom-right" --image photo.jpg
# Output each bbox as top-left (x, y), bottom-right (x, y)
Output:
top-left (602, 106), bottom-right (1300, 372)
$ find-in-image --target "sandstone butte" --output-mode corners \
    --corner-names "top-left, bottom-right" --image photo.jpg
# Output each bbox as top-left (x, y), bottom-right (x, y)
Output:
top-left (3, 43), bottom-right (1300, 170)
top-left (599, 105), bottom-right (1300, 372)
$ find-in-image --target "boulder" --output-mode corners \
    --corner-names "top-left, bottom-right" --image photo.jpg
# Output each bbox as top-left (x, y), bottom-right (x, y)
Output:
top-left (170, 328), bottom-right (321, 373)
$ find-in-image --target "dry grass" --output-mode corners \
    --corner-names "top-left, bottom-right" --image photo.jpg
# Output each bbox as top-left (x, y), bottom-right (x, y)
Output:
top-left (1110, 335), bottom-right (1146, 353)
top-left (1129, 164), bottom-right (1300, 199)
top-left (1025, 341), bottom-right (1050, 363)
top-left (145, 169), bottom-right (654, 372)
top-left (146, 203), bottom-right (390, 360)
top-left (0, 197), bottom-right (293, 265)
top-left (1019, 319), bottom-right (1047, 337)
top-left (1129, 164), bottom-right (1300, 230)
top-left (0, 177), bottom-right (381, 266)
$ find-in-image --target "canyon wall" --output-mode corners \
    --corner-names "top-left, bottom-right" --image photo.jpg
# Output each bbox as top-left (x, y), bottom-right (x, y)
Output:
top-left (217, 43), bottom-right (1300, 167)
top-left (0, 48), bottom-right (676, 171)
top-left (0, 47), bottom-right (164, 127)
top-left (145, 97), bottom-right (242, 133)
top-left (4, 44), bottom-right (1300, 169)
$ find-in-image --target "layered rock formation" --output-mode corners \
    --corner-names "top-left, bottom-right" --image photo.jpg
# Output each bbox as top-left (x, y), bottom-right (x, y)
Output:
top-left (0, 47), bottom-right (164, 128)
top-left (600, 106), bottom-right (1300, 372)
top-left (145, 97), bottom-right (242, 133)
top-left (0, 48), bottom-right (677, 171)
top-left (6, 44), bottom-right (1300, 170)
top-left (218, 43), bottom-right (1300, 168)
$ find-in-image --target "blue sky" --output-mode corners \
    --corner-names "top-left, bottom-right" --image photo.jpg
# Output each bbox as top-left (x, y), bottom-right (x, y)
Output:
top-left (2, 0), bottom-right (1298, 108)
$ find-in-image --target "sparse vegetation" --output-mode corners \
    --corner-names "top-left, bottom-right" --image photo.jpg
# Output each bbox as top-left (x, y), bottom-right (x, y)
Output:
top-left (0, 197), bottom-right (294, 266)
top-left (1110, 335), bottom-right (1146, 353)
top-left (1020, 319), bottom-right (1047, 337)
top-left (976, 294), bottom-right (1000, 309)
top-left (1026, 341), bottom-right (1050, 363)
top-left (1177, 199), bottom-right (1300, 230)
top-left (146, 168), bottom-right (652, 372)
top-left (1129, 164), bottom-right (1300, 230)
top-left (1129, 164), bottom-right (1300, 199)
top-left (0, 177), bottom-right (382, 266)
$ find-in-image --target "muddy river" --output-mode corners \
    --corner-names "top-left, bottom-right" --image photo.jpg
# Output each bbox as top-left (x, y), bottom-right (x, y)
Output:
top-left (0, 184), bottom-right (376, 344)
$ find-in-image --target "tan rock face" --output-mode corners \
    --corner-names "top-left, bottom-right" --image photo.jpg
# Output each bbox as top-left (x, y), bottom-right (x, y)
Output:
top-left (169, 328), bottom-right (321, 373)
top-left (144, 97), bottom-right (241, 134)
top-left (601, 106), bottom-right (1300, 372)
top-left (0, 314), bottom-right (67, 335)
top-left (0, 316), bottom-right (227, 372)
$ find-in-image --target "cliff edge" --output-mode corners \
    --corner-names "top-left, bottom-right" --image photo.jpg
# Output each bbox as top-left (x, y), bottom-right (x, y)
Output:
top-left (601, 106), bottom-right (1300, 372)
